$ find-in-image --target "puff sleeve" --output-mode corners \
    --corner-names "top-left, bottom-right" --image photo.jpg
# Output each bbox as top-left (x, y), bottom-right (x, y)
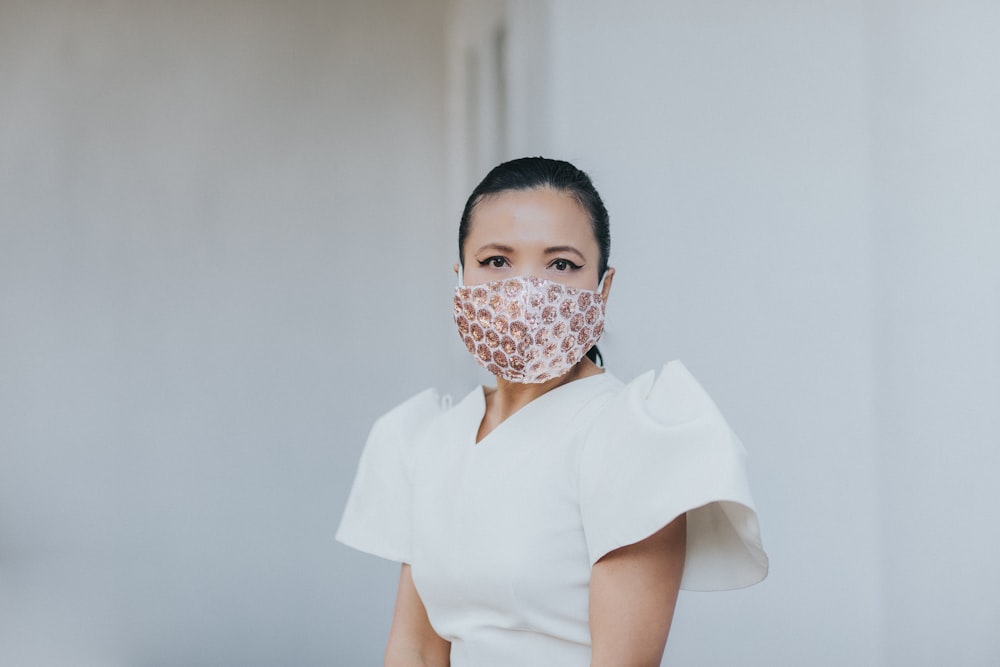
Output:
top-left (335, 389), bottom-right (442, 563)
top-left (580, 361), bottom-right (768, 591)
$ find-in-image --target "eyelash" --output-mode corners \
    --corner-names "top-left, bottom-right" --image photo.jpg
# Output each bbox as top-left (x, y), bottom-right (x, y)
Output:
top-left (477, 257), bottom-right (582, 271)
top-left (550, 258), bottom-right (582, 271)
top-left (479, 256), bottom-right (508, 268)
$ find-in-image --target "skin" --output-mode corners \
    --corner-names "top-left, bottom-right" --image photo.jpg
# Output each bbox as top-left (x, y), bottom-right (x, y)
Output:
top-left (385, 186), bottom-right (686, 667)
top-left (385, 564), bottom-right (450, 667)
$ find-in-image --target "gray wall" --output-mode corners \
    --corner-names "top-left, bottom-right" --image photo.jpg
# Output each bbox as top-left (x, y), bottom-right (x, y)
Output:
top-left (0, 2), bottom-right (448, 665)
top-left (869, 2), bottom-right (1000, 663)
top-left (540, 1), bottom-right (1000, 665)
top-left (546, 2), bottom-right (881, 663)
top-left (2, 1), bottom-right (998, 666)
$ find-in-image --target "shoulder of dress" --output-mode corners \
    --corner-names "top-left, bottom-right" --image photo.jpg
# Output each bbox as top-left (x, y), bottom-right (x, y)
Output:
top-left (370, 387), bottom-right (450, 440)
top-left (598, 360), bottom-right (735, 433)
top-left (578, 362), bottom-right (766, 589)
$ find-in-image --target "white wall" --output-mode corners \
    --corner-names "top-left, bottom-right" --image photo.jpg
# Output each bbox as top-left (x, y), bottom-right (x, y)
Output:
top-left (4, 1), bottom-right (997, 665)
top-left (541, 2), bottom-right (881, 664)
top-left (869, 2), bottom-right (1000, 664)
top-left (0, 1), bottom-right (448, 665)
top-left (528, 0), bottom-right (999, 665)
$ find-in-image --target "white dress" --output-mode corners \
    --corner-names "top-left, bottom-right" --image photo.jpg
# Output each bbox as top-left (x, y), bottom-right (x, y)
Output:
top-left (337, 361), bottom-right (768, 666)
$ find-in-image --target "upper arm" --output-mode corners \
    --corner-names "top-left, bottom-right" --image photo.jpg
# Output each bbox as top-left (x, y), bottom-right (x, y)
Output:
top-left (385, 564), bottom-right (451, 667)
top-left (589, 514), bottom-right (687, 667)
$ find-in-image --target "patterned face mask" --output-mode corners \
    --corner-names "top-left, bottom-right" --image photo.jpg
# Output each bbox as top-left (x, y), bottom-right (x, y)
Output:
top-left (453, 273), bottom-right (606, 384)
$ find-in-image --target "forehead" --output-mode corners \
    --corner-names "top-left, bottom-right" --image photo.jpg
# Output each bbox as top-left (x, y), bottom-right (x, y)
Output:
top-left (466, 187), bottom-right (595, 246)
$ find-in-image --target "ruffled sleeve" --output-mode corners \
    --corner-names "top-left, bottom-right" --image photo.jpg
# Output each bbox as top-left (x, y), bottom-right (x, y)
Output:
top-left (336, 389), bottom-right (443, 563)
top-left (579, 361), bottom-right (768, 591)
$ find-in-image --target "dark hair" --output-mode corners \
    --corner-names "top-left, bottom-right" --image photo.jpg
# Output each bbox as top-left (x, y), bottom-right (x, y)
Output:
top-left (458, 156), bottom-right (610, 365)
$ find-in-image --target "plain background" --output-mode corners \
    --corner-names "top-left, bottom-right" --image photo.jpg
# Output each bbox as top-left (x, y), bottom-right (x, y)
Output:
top-left (1, 1), bottom-right (998, 665)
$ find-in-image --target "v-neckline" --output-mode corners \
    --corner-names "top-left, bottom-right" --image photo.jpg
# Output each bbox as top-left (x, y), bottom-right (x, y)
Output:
top-left (470, 372), bottom-right (613, 446)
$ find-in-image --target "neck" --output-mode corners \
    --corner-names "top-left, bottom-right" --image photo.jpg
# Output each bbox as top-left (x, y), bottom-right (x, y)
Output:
top-left (477, 358), bottom-right (603, 443)
top-left (489, 358), bottom-right (599, 418)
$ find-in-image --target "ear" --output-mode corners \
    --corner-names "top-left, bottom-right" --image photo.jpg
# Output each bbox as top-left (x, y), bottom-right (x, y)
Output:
top-left (600, 267), bottom-right (615, 304)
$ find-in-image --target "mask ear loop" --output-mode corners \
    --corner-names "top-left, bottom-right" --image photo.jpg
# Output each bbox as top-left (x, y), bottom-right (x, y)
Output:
top-left (590, 269), bottom-right (609, 368)
top-left (595, 269), bottom-right (611, 296)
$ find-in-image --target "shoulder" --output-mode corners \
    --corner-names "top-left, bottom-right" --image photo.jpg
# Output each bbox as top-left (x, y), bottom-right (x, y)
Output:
top-left (355, 388), bottom-right (453, 472)
top-left (337, 388), bottom-right (450, 562)
top-left (593, 360), bottom-right (734, 432)
top-left (584, 359), bottom-right (745, 471)
top-left (579, 361), bottom-right (769, 589)
top-left (369, 387), bottom-right (448, 439)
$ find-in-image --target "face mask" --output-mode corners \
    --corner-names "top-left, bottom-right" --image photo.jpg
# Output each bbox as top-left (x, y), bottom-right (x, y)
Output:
top-left (453, 272), bottom-right (606, 383)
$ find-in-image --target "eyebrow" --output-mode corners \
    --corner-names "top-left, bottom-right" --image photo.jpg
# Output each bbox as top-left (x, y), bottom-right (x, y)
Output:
top-left (544, 245), bottom-right (586, 261)
top-left (473, 243), bottom-right (587, 262)
top-left (474, 243), bottom-right (516, 255)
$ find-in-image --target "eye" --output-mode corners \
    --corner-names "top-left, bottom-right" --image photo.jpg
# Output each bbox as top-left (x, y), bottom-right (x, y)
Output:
top-left (478, 256), bottom-right (509, 269)
top-left (550, 258), bottom-right (582, 272)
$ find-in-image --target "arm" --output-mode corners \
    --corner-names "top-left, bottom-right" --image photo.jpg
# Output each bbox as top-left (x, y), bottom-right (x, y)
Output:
top-left (385, 563), bottom-right (451, 667)
top-left (589, 514), bottom-right (687, 667)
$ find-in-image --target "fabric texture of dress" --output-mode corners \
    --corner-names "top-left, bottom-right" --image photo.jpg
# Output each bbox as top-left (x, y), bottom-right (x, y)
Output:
top-left (336, 361), bottom-right (768, 666)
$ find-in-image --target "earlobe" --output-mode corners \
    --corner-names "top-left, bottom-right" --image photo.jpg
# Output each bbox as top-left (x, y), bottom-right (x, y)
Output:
top-left (453, 263), bottom-right (460, 275)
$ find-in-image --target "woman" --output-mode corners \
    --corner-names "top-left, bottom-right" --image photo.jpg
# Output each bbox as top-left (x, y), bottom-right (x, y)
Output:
top-left (337, 157), bottom-right (768, 666)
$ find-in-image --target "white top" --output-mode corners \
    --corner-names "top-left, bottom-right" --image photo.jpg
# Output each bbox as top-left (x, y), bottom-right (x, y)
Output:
top-left (336, 361), bottom-right (768, 666)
